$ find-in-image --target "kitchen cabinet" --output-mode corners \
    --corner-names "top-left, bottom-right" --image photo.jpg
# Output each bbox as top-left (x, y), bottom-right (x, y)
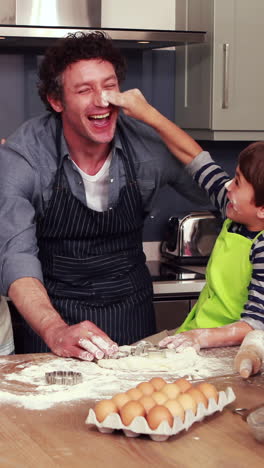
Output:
top-left (101, 0), bottom-right (196, 31)
top-left (175, 0), bottom-right (264, 140)
top-left (154, 299), bottom-right (191, 332)
top-left (154, 297), bottom-right (199, 332)
top-left (101, 0), bottom-right (176, 30)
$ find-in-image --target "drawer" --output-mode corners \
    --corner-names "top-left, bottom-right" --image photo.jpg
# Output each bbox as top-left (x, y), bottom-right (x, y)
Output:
top-left (154, 299), bottom-right (198, 332)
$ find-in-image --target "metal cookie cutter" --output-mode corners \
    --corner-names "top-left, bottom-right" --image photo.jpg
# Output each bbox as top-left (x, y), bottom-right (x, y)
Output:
top-left (45, 371), bottom-right (83, 385)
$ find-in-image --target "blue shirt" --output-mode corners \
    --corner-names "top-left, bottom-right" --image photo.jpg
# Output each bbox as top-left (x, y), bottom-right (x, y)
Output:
top-left (0, 111), bottom-right (208, 295)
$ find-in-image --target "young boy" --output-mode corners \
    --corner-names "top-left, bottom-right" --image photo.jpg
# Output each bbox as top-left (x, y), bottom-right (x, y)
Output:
top-left (104, 88), bottom-right (264, 351)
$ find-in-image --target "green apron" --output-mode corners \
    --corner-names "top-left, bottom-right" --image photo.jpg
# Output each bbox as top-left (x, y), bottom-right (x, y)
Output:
top-left (177, 219), bottom-right (263, 332)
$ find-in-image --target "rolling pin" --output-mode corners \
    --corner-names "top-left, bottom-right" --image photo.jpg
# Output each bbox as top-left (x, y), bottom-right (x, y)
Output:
top-left (234, 330), bottom-right (264, 378)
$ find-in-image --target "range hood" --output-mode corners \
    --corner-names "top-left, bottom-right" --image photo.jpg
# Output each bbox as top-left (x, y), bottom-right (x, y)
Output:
top-left (0, 0), bottom-right (206, 50)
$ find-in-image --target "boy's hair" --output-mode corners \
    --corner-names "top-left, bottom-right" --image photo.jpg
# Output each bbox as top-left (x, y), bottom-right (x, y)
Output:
top-left (38, 31), bottom-right (127, 114)
top-left (238, 142), bottom-right (264, 206)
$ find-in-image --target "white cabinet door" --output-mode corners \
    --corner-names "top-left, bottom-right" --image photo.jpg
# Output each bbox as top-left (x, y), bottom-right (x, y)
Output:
top-left (101, 0), bottom-right (176, 30)
top-left (175, 0), bottom-right (264, 140)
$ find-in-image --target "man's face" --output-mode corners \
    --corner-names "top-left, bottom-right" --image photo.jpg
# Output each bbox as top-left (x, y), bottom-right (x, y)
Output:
top-left (50, 59), bottom-right (120, 147)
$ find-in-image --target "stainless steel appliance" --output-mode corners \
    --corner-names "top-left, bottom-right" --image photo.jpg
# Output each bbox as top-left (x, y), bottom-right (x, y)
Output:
top-left (160, 211), bottom-right (223, 265)
top-left (0, 0), bottom-right (206, 50)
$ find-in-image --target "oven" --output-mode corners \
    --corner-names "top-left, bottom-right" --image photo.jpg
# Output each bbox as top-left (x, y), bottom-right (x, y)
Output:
top-left (146, 260), bottom-right (206, 333)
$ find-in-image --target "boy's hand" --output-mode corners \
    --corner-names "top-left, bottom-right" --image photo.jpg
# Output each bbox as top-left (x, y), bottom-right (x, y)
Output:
top-left (102, 89), bottom-right (153, 121)
top-left (159, 331), bottom-right (201, 352)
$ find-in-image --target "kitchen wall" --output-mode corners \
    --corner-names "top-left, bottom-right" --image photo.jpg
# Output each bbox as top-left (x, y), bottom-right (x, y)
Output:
top-left (0, 48), bottom-right (251, 241)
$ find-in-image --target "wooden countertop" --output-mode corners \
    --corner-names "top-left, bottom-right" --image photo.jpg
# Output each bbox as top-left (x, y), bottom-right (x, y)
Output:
top-left (0, 352), bottom-right (263, 468)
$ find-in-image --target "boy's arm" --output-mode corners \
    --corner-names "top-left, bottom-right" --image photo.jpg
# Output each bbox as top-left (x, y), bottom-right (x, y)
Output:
top-left (103, 89), bottom-right (202, 165)
top-left (105, 89), bottom-right (231, 216)
top-left (159, 321), bottom-right (253, 351)
top-left (240, 237), bottom-right (264, 330)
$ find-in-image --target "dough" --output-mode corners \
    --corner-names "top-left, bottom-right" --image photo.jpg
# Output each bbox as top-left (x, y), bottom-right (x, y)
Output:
top-left (97, 347), bottom-right (198, 371)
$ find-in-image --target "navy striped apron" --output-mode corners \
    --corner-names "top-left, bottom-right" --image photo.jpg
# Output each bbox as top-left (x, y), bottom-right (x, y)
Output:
top-left (22, 121), bottom-right (155, 352)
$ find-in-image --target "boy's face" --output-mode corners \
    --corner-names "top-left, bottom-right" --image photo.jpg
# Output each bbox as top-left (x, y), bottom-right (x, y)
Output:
top-left (225, 165), bottom-right (263, 231)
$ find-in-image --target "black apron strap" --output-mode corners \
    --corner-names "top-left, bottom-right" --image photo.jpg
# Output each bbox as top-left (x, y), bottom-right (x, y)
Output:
top-left (117, 121), bottom-right (138, 182)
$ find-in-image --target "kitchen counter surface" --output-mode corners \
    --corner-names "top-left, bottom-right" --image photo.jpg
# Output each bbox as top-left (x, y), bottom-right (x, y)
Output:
top-left (153, 277), bottom-right (205, 296)
top-left (143, 242), bottom-right (207, 296)
top-left (152, 265), bottom-right (206, 296)
top-left (0, 351), bottom-right (263, 467)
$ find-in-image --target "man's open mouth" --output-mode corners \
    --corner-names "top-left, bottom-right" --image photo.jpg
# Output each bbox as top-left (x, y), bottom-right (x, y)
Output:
top-left (88, 112), bottom-right (110, 120)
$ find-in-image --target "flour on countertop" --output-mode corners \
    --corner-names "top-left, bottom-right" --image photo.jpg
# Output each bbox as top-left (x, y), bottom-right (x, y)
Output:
top-left (97, 347), bottom-right (198, 370)
top-left (0, 349), bottom-right (237, 410)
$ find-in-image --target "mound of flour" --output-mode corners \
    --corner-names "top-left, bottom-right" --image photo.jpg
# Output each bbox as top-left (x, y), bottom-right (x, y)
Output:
top-left (0, 348), bottom-right (236, 410)
top-left (97, 347), bottom-right (198, 371)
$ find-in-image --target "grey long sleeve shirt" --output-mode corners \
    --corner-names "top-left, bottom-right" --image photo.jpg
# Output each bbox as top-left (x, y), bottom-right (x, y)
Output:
top-left (0, 111), bottom-right (208, 295)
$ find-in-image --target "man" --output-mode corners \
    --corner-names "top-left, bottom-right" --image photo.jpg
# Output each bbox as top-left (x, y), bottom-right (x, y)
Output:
top-left (0, 32), bottom-right (208, 360)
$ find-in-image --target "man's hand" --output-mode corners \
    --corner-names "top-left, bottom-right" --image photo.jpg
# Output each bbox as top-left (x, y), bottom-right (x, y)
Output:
top-left (43, 320), bottom-right (119, 361)
top-left (9, 277), bottom-right (119, 361)
top-left (159, 331), bottom-right (201, 352)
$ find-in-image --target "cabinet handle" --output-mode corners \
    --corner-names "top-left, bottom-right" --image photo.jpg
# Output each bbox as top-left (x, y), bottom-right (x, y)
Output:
top-left (222, 43), bottom-right (230, 109)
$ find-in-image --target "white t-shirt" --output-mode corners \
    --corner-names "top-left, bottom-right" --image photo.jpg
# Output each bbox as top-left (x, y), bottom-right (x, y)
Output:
top-left (72, 152), bottom-right (112, 212)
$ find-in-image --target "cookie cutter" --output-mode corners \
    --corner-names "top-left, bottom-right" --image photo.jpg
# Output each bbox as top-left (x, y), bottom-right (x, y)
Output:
top-left (100, 341), bottom-right (170, 360)
top-left (45, 371), bottom-right (83, 385)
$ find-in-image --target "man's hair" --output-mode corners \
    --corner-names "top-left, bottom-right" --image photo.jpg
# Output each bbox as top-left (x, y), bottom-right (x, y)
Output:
top-left (238, 141), bottom-right (264, 206)
top-left (38, 31), bottom-right (127, 113)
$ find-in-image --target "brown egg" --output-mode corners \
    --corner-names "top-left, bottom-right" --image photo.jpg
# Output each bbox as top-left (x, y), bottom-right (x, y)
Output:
top-left (147, 405), bottom-right (174, 430)
top-left (94, 399), bottom-right (118, 422)
top-left (126, 387), bottom-right (143, 400)
top-left (197, 382), bottom-right (218, 403)
top-left (161, 383), bottom-right (181, 400)
top-left (120, 400), bottom-right (145, 426)
top-left (174, 378), bottom-right (192, 393)
top-left (177, 393), bottom-right (197, 415)
top-left (164, 399), bottom-right (185, 422)
top-left (152, 391), bottom-right (168, 405)
top-left (148, 377), bottom-right (167, 391)
top-left (111, 392), bottom-right (131, 410)
top-left (138, 395), bottom-right (156, 413)
top-left (136, 381), bottom-right (155, 396)
top-left (187, 387), bottom-right (208, 409)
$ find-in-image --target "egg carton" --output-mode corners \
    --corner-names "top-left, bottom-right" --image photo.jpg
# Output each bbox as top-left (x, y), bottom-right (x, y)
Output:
top-left (85, 386), bottom-right (236, 442)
